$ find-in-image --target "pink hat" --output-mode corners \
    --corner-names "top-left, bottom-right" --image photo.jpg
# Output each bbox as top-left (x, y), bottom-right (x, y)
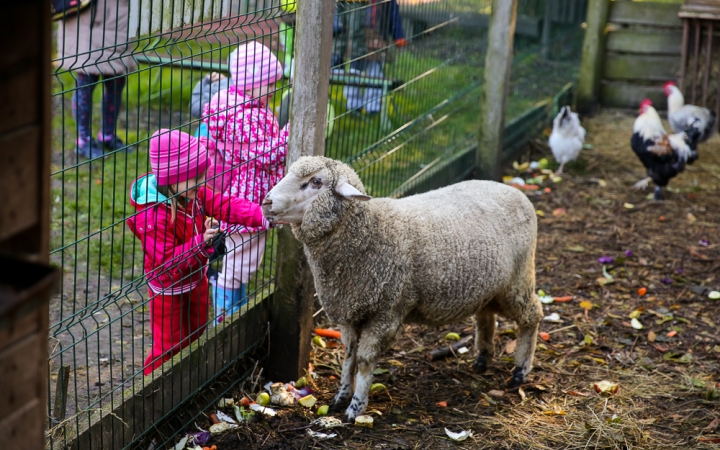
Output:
top-left (228, 42), bottom-right (283, 90)
top-left (149, 129), bottom-right (209, 185)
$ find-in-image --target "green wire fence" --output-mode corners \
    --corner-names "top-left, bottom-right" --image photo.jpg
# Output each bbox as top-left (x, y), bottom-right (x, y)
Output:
top-left (47, 0), bottom-right (585, 448)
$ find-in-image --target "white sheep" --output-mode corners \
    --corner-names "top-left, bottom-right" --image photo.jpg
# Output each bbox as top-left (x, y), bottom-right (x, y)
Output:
top-left (262, 156), bottom-right (542, 421)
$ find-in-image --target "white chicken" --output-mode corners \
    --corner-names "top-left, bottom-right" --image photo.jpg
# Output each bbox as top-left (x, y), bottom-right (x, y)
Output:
top-left (549, 106), bottom-right (586, 174)
top-left (664, 81), bottom-right (716, 142)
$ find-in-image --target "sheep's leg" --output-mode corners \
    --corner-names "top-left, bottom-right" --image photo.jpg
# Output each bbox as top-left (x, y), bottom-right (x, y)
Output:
top-left (473, 311), bottom-right (496, 373)
top-left (344, 319), bottom-right (401, 422)
top-left (329, 324), bottom-right (359, 412)
top-left (507, 297), bottom-right (542, 387)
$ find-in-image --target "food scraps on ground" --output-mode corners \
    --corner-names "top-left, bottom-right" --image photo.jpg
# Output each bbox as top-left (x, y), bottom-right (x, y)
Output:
top-left (249, 403), bottom-right (278, 417)
top-left (209, 422), bottom-right (238, 434)
top-left (256, 392), bottom-right (270, 407)
top-left (354, 415), bottom-right (374, 428)
top-left (370, 383), bottom-right (387, 395)
top-left (444, 332), bottom-right (461, 341)
top-left (313, 417), bottom-right (344, 429)
top-left (594, 380), bottom-right (619, 395)
top-left (217, 398), bottom-right (234, 408)
top-left (317, 405), bottom-right (329, 416)
top-left (295, 377), bottom-right (307, 388)
top-left (638, 287), bottom-right (647, 296)
top-left (314, 328), bottom-right (341, 339)
top-left (709, 291), bottom-right (720, 300)
top-left (553, 296), bottom-right (573, 302)
top-left (539, 332), bottom-right (550, 341)
top-left (312, 336), bottom-right (327, 348)
top-left (298, 395), bottom-right (317, 408)
top-left (215, 410), bottom-right (236, 424)
top-left (436, 401), bottom-right (448, 408)
top-left (445, 428), bottom-right (473, 442)
top-left (543, 313), bottom-right (561, 322)
top-left (270, 382), bottom-right (296, 406)
top-left (306, 429), bottom-right (337, 440)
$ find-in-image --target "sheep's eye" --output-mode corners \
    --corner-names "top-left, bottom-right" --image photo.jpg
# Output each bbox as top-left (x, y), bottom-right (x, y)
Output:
top-left (310, 178), bottom-right (323, 189)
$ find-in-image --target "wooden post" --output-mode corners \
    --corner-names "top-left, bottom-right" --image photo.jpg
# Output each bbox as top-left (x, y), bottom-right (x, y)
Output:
top-left (476, 0), bottom-right (518, 181)
top-left (52, 364), bottom-right (71, 423)
top-left (264, 0), bottom-right (334, 382)
top-left (541, 0), bottom-right (552, 60)
top-left (576, 0), bottom-right (611, 114)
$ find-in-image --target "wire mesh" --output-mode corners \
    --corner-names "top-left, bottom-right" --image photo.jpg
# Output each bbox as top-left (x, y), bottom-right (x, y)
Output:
top-left (46, 0), bottom-right (586, 448)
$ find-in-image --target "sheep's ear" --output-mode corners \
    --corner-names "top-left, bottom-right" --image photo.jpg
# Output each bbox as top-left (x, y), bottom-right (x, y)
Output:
top-left (335, 177), bottom-right (372, 201)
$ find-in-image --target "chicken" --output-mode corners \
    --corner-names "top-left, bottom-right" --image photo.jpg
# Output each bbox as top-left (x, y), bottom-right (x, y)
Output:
top-left (549, 105), bottom-right (586, 174)
top-left (631, 99), bottom-right (700, 200)
top-left (664, 81), bottom-right (716, 142)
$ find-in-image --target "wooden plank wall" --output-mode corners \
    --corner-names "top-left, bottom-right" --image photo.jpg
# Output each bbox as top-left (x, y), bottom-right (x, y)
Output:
top-left (601, 1), bottom-right (682, 109)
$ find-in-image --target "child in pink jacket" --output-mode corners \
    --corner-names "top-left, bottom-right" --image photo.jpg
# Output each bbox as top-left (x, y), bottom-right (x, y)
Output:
top-left (202, 42), bottom-right (288, 324)
top-left (127, 129), bottom-right (267, 375)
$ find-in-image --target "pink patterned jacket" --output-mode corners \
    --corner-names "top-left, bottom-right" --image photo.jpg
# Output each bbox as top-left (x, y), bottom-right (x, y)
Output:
top-left (202, 85), bottom-right (288, 234)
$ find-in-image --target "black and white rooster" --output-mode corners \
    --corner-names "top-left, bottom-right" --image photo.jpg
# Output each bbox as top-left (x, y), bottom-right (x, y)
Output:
top-left (631, 99), bottom-right (700, 200)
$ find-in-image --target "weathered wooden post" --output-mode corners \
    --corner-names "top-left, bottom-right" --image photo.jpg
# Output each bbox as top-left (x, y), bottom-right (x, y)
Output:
top-left (477, 0), bottom-right (518, 181)
top-left (264, 0), bottom-right (334, 382)
top-left (576, 0), bottom-right (611, 114)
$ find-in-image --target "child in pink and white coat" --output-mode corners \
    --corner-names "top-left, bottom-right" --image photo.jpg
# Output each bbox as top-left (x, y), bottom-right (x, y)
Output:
top-left (202, 42), bottom-right (288, 323)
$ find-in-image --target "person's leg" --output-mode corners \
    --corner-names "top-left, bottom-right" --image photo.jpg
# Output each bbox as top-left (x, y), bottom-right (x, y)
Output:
top-left (186, 277), bottom-right (210, 341)
top-left (363, 61), bottom-right (384, 114)
top-left (72, 72), bottom-right (104, 158)
top-left (214, 233), bottom-right (244, 324)
top-left (98, 74), bottom-right (127, 150)
top-left (143, 290), bottom-right (185, 375)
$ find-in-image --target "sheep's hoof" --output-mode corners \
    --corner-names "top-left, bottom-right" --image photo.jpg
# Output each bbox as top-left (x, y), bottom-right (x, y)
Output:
top-left (507, 367), bottom-right (525, 388)
top-left (473, 354), bottom-right (488, 373)
top-left (328, 396), bottom-right (351, 413)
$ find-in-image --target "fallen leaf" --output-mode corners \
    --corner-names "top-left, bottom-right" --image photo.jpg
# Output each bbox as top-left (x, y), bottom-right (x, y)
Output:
top-left (631, 318), bottom-right (644, 329)
top-left (565, 245), bottom-right (586, 253)
top-left (704, 417), bottom-right (719, 432)
top-left (648, 331), bottom-right (656, 342)
top-left (552, 208), bottom-right (567, 216)
top-left (481, 392), bottom-right (497, 405)
top-left (505, 339), bottom-right (517, 354)
top-left (566, 390), bottom-right (590, 397)
top-left (623, 203), bottom-right (634, 209)
top-left (687, 212), bottom-right (697, 223)
top-left (542, 407), bottom-right (566, 416)
top-left (518, 387), bottom-right (527, 401)
top-left (628, 310), bottom-right (641, 319)
top-left (488, 389), bottom-right (505, 398)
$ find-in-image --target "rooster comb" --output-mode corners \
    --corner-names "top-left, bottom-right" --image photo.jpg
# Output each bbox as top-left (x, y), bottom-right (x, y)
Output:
top-left (663, 81), bottom-right (676, 89)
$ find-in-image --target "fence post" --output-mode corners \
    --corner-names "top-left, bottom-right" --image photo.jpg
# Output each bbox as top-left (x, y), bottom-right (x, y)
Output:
top-left (576, 0), bottom-right (611, 114)
top-left (264, 0), bottom-right (334, 382)
top-left (476, 0), bottom-right (518, 181)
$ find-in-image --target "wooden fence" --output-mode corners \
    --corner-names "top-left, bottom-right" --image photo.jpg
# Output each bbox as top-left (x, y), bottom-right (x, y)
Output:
top-left (578, 0), bottom-right (683, 112)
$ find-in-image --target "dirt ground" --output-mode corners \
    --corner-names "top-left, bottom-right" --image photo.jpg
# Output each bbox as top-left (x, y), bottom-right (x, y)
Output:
top-left (183, 110), bottom-right (720, 449)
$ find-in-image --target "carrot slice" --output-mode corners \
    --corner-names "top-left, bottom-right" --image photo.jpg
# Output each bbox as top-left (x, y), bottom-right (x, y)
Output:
top-left (314, 328), bottom-right (342, 339)
top-left (553, 296), bottom-right (573, 302)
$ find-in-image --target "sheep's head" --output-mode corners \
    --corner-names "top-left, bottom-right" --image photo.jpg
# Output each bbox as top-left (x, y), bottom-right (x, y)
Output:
top-left (262, 156), bottom-right (371, 227)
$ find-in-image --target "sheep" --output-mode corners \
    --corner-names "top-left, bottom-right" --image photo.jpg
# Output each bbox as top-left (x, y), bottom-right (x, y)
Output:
top-left (261, 156), bottom-right (542, 421)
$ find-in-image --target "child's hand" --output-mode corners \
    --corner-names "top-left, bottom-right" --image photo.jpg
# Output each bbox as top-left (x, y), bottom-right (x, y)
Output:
top-left (203, 218), bottom-right (220, 243)
top-left (209, 72), bottom-right (226, 83)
